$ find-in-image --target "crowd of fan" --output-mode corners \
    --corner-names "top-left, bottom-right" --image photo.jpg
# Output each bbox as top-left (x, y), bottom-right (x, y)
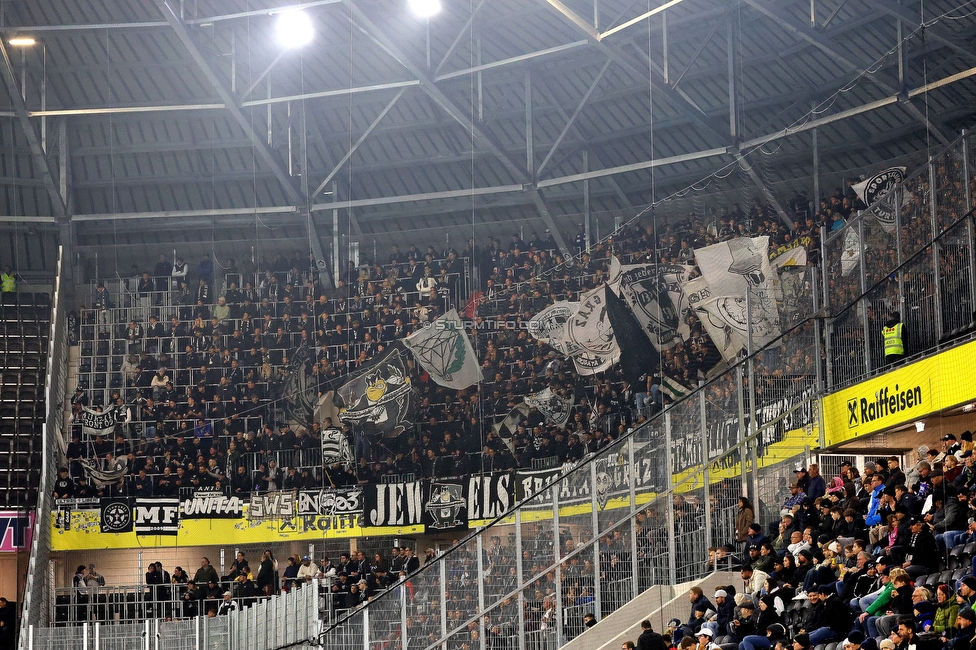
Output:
top-left (59, 182), bottom-right (912, 500)
top-left (619, 438), bottom-right (976, 650)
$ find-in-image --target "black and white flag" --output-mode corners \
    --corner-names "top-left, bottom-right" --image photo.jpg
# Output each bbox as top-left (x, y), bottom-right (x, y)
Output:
top-left (78, 405), bottom-right (124, 439)
top-left (100, 498), bottom-right (133, 533)
top-left (179, 490), bottom-right (245, 519)
top-left (616, 263), bottom-right (691, 351)
top-left (334, 342), bottom-right (417, 440)
top-left (320, 427), bottom-right (354, 465)
top-left (423, 481), bottom-right (467, 532)
top-left (852, 166), bottom-right (906, 233)
top-left (78, 457), bottom-right (128, 487)
top-left (524, 388), bottom-right (573, 427)
top-left (562, 286), bottom-right (620, 375)
top-left (280, 344), bottom-right (317, 431)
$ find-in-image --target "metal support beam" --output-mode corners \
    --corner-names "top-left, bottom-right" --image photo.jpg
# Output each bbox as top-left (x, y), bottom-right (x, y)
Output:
top-left (312, 88), bottom-right (406, 198)
top-left (343, 1), bottom-right (529, 184)
top-left (740, 0), bottom-right (952, 145)
top-left (864, 0), bottom-right (976, 66)
top-left (434, 0), bottom-right (488, 76)
top-left (529, 190), bottom-right (571, 257)
top-left (537, 59), bottom-right (611, 178)
top-left (671, 18), bottom-right (722, 89)
top-left (727, 8), bottom-right (741, 140)
top-left (158, 0), bottom-right (306, 206)
top-left (435, 40), bottom-right (588, 82)
top-left (732, 149), bottom-right (795, 230)
top-left (0, 40), bottom-right (67, 221)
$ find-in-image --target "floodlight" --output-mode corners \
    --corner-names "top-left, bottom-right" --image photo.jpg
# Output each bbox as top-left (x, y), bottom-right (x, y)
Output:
top-left (275, 10), bottom-right (313, 48)
top-left (409, 0), bottom-right (441, 18)
top-left (8, 37), bottom-right (36, 47)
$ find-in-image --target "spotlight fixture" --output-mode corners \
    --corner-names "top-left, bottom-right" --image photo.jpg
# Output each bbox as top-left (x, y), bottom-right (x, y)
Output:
top-left (409, 0), bottom-right (442, 18)
top-left (8, 37), bottom-right (36, 47)
top-left (275, 10), bottom-right (314, 48)
top-left (914, 421), bottom-right (925, 433)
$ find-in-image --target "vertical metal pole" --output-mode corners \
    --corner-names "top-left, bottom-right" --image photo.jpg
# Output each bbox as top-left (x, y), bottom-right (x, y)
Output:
top-left (628, 435), bottom-right (639, 599)
top-left (552, 485), bottom-right (564, 639)
top-left (821, 226), bottom-right (833, 388)
top-left (363, 606), bottom-right (370, 650)
top-left (593, 0), bottom-right (600, 30)
top-left (476, 36), bottom-right (483, 123)
top-left (812, 124), bottom-right (820, 208)
top-left (401, 562), bottom-right (408, 650)
top-left (287, 101), bottom-right (293, 176)
top-left (28, 625), bottom-right (33, 650)
top-left (514, 509), bottom-right (526, 650)
top-left (590, 459), bottom-right (602, 617)
top-left (857, 217), bottom-right (872, 372)
top-left (525, 69), bottom-right (534, 179)
top-left (735, 363), bottom-right (749, 496)
top-left (930, 158), bottom-right (944, 340)
top-left (439, 552), bottom-right (448, 650)
top-left (195, 613), bottom-right (200, 650)
top-left (93, 623), bottom-right (98, 650)
top-left (700, 391), bottom-right (712, 560)
top-left (811, 267), bottom-right (824, 393)
top-left (810, 0), bottom-right (816, 26)
top-left (476, 535), bottom-right (487, 650)
top-left (726, 14), bottom-right (738, 140)
top-left (144, 620), bottom-right (151, 650)
top-left (963, 132), bottom-right (976, 314)
top-left (584, 150), bottom-right (591, 255)
top-left (664, 411), bottom-right (677, 585)
top-left (332, 181), bottom-right (340, 283)
top-left (662, 10), bottom-right (669, 83)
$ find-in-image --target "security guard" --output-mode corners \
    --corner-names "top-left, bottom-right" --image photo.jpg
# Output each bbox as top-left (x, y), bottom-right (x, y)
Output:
top-left (0, 265), bottom-right (14, 293)
top-left (882, 311), bottom-right (904, 364)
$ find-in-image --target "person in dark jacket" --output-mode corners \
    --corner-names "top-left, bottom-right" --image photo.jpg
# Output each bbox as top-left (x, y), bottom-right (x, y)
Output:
top-left (714, 589), bottom-right (736, 636)
top-left (637, 619), bottom-right (669, 650)
top-left (900, 517), bottom-right (940, 578)
top-left (805, 585), bottom-right (854, 644)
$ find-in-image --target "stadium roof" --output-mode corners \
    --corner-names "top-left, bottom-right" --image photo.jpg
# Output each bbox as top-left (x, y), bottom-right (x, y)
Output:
top-left (0, 0), bottom-right (974, 265)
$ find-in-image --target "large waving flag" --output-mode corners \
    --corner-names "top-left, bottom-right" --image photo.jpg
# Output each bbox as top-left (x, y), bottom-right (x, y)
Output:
top-left (405, 309), bottom-right (482, 390)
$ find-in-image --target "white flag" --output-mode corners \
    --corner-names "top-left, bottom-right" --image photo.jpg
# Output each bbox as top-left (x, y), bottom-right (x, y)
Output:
top-left (617, 263), bottom-right (691, 351)
top-left (563, 285), bottom-right (620, 375)
top-left (840, 227), bottom-right (862, 276)
top-left (528, 301), bottom-right (581, 357)
top-left (694, 236), bottom-right (781, 347)
top-left (405, 309), bottom-right (483, 390)
top-left (683, 276), bottom-right (744, 362)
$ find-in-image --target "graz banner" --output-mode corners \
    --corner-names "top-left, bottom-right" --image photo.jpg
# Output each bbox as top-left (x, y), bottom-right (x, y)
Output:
top-left (179, 489), bottom-right (245, 519)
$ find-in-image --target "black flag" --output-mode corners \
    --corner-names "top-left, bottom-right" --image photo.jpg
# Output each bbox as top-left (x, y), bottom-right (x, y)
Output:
top-left (605, 284), bottom-right (657, 388)
top-left (333, 342), bottom-right (418, 441)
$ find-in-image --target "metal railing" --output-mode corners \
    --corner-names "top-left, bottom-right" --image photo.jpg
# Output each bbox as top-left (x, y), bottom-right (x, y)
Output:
top-left (31, 577), bottom-right (320, 650)
top-left (19, 246), bottom-right (67, 649)
top-left (823, 130), bottom-right (976, 389)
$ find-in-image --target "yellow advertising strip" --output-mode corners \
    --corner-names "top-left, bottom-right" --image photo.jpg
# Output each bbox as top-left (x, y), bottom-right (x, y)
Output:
top-left (50, 510), bottom-right (424, 551)
top-left (822, 339), bottom-right (976, 447)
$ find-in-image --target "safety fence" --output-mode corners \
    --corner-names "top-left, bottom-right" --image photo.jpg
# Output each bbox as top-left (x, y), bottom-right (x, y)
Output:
top-left (29, 577), bottom-right (319, 650)
top-left (823, 130), bottom-right (976, 389)
top-left (19, 247), bottom-right (67, 649)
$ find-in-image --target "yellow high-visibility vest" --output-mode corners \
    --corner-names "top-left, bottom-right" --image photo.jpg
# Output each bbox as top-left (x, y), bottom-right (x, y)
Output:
top-left (0, 272), bottom-right (14, 293)
top-left (882, 322), bottom-right (904, 356)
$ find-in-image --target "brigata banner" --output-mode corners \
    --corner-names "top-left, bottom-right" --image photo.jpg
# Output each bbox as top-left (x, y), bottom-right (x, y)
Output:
top-left (179, 489), bottom-right (245, 519)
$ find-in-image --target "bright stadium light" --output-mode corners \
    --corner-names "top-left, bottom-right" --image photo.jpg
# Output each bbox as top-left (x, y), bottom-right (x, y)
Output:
top-left (409, 0), bottom-right (441, 18)
top-left (8, 37), bottom-right (36, 47)
top-left (275, 10), bottom-right (314, 48)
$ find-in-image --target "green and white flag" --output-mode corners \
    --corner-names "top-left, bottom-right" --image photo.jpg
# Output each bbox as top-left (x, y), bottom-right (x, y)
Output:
top-left (406, 309), bottom-right (483, 390)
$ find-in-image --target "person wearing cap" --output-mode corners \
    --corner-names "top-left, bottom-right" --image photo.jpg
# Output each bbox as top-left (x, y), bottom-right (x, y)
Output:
top-left (794, 466), bottom-right (811, 495)
top-left (728, 600), bottom-right (757, 643)
top-left (949, 606), bottom-right (976, 650)
top-left (958, 577), bottom-right (976, 609)
top-left (296, 555), bottom-right (318, 583)
top-left (896, 516), bottom-right (938, 578)
top-left (783, 483), bottom-right (807, 512)
top-left (791, 633), bottom-right (811, 650)
top-left (695, 627), bottom-right (719, 650)
top-left (713, 589), bottom-right (736, 635)
top-left (944, 434), bottom-right (963, 458)
top-left (666, 618), bottom-right (683, 646)
top-left (217, 590), bottom-right (238, 615)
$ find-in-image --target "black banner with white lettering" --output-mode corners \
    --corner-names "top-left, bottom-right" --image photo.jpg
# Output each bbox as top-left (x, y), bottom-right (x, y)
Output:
top-left (134, 497), bottom-right (180, 535)
top-left (179, 489), bottom-right (245, 519)
top-left (79, 405), bottom-right (123, 439)
top-left (364, 480), bottom-right (425, 528)
top-left (466, 473), bottom-right (513, 521)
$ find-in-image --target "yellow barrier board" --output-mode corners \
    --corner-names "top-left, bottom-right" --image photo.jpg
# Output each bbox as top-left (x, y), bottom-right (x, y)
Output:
top-left (822, 340), bottom-right (976, 446)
